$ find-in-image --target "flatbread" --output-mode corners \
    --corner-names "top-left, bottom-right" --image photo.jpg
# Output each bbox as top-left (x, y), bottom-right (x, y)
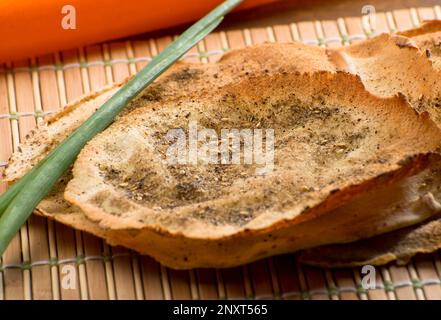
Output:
top-left (330, 33), bottom-right (441, 125)
top-left (398, 20), bottom-right (441, 70)
top-left (296, 21), bottom-right (441, 267)
top-left (299, 217), bottom-right (441, 268)
top-left (298, 219), bottom-right (441, 268)
top-left (3, 23), bottom-right (441, 269)
top-left (62, 70), bottom-right (441, 268)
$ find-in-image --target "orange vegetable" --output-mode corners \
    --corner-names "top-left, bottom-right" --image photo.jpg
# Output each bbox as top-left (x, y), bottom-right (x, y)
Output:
top-left (0, 0), bottom-right (277, 63)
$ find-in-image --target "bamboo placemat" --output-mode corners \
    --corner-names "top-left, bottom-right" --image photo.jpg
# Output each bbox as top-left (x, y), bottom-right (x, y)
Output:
top-left (1, 3), bottom-right (441, 300)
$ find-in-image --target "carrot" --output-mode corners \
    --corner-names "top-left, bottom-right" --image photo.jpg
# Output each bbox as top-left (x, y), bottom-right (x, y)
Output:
top-left (0, 0), bottom-right (277, 63)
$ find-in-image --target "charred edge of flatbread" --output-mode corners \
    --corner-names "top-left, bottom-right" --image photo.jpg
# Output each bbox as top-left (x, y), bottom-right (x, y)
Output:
top-left (298, 217), bottom-right (441, 268)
